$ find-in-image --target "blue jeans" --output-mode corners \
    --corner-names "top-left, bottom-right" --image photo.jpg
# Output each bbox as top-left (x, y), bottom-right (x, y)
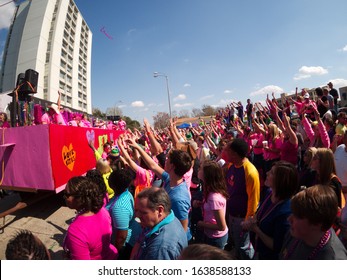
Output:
top-left (228, 215), bottom-right (254, 260)
top-left (204, 233), bottom-right (228, 249)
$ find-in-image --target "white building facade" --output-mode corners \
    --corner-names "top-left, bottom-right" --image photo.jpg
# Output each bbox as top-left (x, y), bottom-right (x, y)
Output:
top-left (0, 0), bottom-right (92, 114)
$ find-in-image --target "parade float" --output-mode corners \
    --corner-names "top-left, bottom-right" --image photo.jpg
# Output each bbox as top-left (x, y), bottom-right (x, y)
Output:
top-left (0, 124), bottom-right (123, 218)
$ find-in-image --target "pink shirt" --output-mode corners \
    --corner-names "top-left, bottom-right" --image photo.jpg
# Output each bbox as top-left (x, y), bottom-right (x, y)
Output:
top-left (63, 207), bottom-right (118, 260)
top-left (41, 113), bottom-right (51, 124)
top-left (183, 167), bottom-right (193, 190)
top-left (134, 165), bottom-right (154, 198)
top-left (280, 139), bottom-right (298, 165)
top-left (203, 192), bottom-right (228, 238)
top-left (252, 133), bottom-right (264, 155)
top-left (263, 137), bottom-right (283, 161)
top-left (54, 113), bottom-right (67, 125)
top-left (118, 120), bottom-right (126, 130)
top-left (0, 121), bottom-right (10, 128)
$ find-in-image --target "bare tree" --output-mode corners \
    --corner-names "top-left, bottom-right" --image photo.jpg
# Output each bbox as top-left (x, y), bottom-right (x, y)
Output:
top-left (201, 104), bottom-right (216, 116)
top-left (178, 109), bottom-right (190, 118)
top-left (106, 106), bottom-right (123, 117)
top-left (191, 108), bottom-right (203, 117)
top-left (153, 111), bottom-right (170, 130)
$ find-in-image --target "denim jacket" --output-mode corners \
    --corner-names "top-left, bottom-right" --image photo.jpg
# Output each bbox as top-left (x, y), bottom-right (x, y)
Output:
top-left (134, 210), bottom-right (188, 260)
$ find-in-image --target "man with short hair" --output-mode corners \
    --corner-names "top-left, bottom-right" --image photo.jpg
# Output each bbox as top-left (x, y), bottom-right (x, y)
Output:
top-left (246, 99), bottom-right (253, 128)
top-left (129, 138), bottom-right (192, 241)
top-left (328, 81), bottom-right (339, 112)
top-left (130, 187), bottom-right (188, 260)
top-left (323, 87), bottom-right (334, 111)
top-left (222, 138), bottom-right (260, 259)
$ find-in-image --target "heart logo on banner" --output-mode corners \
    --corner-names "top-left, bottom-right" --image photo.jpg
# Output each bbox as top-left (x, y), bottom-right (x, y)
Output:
top-left (86, 130), bottom-right (95, 143)
top-left (62, 144), bottom-right (76, 171)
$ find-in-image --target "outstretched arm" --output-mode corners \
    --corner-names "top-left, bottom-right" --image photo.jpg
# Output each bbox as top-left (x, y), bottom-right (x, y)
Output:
top-left (117, 135), bottom-right (139, 173)
top-left (127, 137), bottom-right (164, 178)
top-left (144, 119), bottom-right (163, 156)
top-left (57, 90), bottom-right (62, 110)
top-left (282, 112), bottom-right (298, 146)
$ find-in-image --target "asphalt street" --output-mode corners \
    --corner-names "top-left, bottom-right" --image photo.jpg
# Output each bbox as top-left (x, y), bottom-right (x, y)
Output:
top-left (0, 191), bottom-right (76, 260)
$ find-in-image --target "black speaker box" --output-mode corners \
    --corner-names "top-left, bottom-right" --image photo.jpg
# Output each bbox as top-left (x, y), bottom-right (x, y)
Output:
top-left (16, 73), bottom-right (25, 87)
top-left (20, 69), bottom-right (39, 94)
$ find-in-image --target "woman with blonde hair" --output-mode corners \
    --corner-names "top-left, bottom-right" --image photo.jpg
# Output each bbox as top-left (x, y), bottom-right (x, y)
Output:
top-left (263, 123), bottom-right (283, 179)
top-left (311, 148), bottom-right (345, 208)
top-left (96, 158), bottom-right (114, 199)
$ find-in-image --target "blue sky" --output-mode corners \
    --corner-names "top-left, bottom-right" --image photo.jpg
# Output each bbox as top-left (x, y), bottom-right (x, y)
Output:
top-left (1, 0), bottom-right (347, 123)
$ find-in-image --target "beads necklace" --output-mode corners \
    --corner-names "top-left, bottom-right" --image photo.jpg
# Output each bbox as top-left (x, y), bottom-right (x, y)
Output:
top-left (283, 230), bottom-right (331, 260)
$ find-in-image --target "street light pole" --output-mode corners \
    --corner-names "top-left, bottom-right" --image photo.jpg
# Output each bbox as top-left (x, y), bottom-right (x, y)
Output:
top-left (153, 72), bottom-right (172, 119)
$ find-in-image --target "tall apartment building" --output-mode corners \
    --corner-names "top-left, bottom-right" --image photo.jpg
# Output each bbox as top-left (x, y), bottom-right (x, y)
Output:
top-left (0, 0), bottom-right (92, 114)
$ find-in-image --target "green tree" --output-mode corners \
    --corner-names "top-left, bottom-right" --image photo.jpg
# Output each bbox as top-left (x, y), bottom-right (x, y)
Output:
top-left (123, 116), bottom-right (141, 131)
top-left (92, 107), bottom-right (106, 119)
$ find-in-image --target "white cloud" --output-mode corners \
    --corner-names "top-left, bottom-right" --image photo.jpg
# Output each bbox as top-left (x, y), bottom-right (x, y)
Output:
top-left (183, 83), bottom-right (191, 87)
top-left (293, 66), bottom-right (328, 80)
top-left (131, 101), bottom-right (144, 107)
top-left (200, 94), bottom-right (214, 101)
top-left (173, 94), bottom-right (186, 101)
top-left (174, 103), bottom-right (193, 108)
top-left (250, 85), bottom-right (284, 97)
top-left (0, 1), bottom-right (16, 30)
top-left (139, 107), bottom-right (148, 112)
top-left (118, 105), bottom-right (126, 108)
top-left (224, 89), bottom-right (232, 94)
top-left (341, 45), bottom-right (347, 52)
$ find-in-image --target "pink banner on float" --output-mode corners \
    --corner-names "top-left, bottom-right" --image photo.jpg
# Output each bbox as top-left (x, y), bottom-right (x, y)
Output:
top-left (0, 125), bottom-right (123, 192)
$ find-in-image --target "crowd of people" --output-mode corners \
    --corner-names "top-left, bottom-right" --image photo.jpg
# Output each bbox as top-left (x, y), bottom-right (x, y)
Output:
top-left (0, 90), bottom-right (127, 130)
top-left (4, 81), bottom-right (347, 260)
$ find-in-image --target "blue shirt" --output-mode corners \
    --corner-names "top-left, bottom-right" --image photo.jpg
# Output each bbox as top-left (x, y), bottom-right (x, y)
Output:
top-left (162, 171), bottom-right (192, 240)
top-left (134, 211), bottom-right (188, 260)
top-left (105, 189), bottom-right (141, 246)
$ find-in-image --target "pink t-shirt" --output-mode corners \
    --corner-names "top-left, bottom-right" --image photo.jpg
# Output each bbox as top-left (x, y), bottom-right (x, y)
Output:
top-left (54, 113), bottom-right (67, 125)
top-left (134, 165), bottom-right (155, 198)
top-left (203, 192), bottom-right (228, 238)
top-left (135, 166), bottom-right (155, 187)
top-left (118, 120), bottom-right (126, 130)
top-left (41, 113), bottom-right (51, 124)
top-left (263, 137), bottom-right (283, 161)
top-left (183, 167), bottom-right (193, 190)
top-left (252, 133), bottom-right (264, 155)
top-left (280, 139), bottom-right (298, 165)
top-left (63, 207), bottom-right (118, 260)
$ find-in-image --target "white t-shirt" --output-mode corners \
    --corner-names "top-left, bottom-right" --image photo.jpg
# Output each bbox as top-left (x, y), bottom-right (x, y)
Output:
top-left (334, 144), bottom-right (347, 186)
